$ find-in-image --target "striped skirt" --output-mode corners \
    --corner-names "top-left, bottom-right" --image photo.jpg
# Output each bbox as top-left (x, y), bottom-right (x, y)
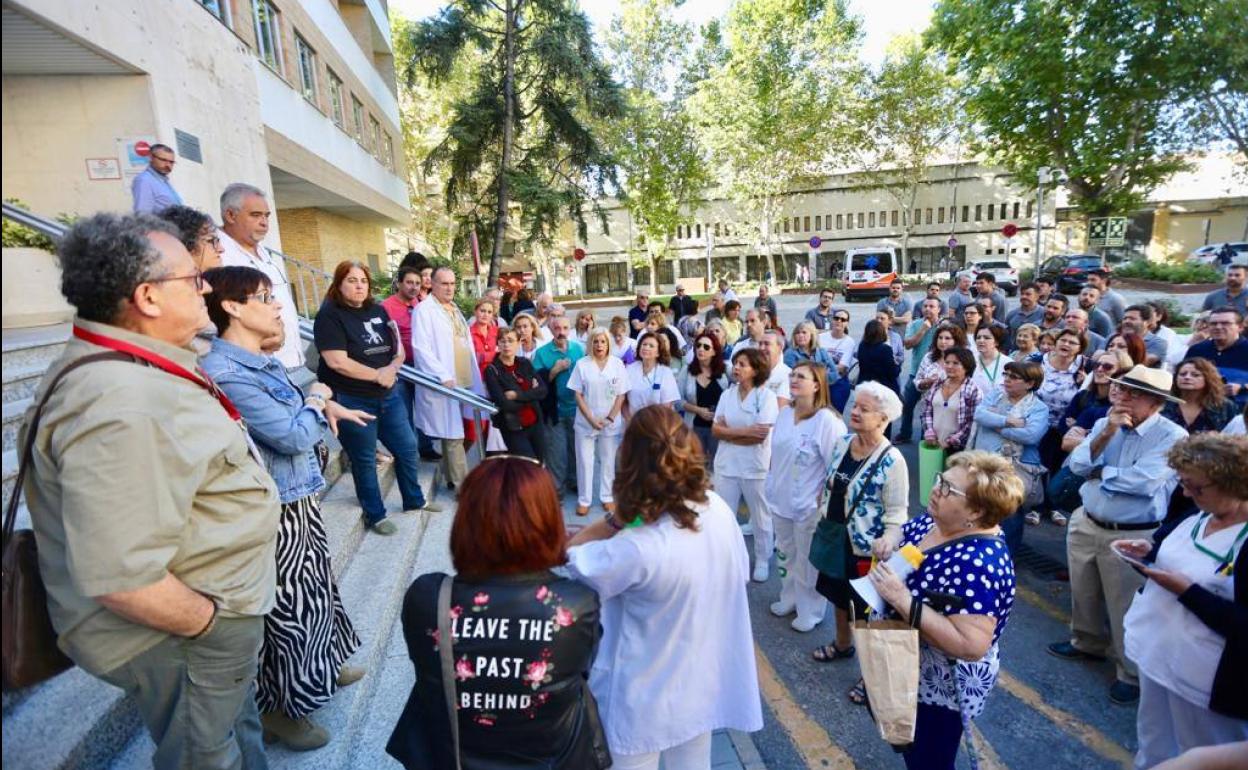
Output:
top-left (255, 495), bottom-right (361, 719)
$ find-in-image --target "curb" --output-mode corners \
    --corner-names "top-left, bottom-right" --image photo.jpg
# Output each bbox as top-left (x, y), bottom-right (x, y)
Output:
top-left (728, 729), bottom-right (767, 770)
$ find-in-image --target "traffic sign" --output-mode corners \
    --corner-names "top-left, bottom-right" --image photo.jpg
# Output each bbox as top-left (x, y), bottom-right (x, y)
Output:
top-left (947, 237), bottom-right (958, 249)
top-left (809, 236), bottom-right (822, 249)
top-left (1001, 223), bottom-right (1019, 238)
top-left (566, 263), bottom-right (576, 276)
top-left (573, 248), bottom-right (586, 261)
top-left (1087, 217), bottom-right (1128, 248)
top-left (133, 140), bottom-right (151, 157)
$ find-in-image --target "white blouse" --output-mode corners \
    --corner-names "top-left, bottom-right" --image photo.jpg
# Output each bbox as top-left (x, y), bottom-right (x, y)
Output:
top-left (766, 408), bottom-right (846, 519)
top-left (624, 361), bottom-right (681, 414)
top-left (567, 356), bottom-right (628, 436)
top-left (972, 351), bottom-right (1006, 397)
top-left (713, 384), bottom-right (779, 480)
top-left (564, 492), bottom-right (764, 755)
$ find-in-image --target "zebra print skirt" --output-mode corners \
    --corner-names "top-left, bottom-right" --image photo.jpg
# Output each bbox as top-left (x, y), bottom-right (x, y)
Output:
top-left (255, 494), bottom-right (361, 719)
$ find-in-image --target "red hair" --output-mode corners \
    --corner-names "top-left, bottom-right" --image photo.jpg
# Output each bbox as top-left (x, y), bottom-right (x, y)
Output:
top-left (325, 260), bottom-right (374, 308)
top-left (450, 457), bottom-right (567, 577)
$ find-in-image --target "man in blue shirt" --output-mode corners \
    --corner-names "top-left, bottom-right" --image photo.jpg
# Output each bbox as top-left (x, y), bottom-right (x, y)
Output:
top-left (1201, 264), bottom-right (1248, 317)
top-left (1049, 365), bottom-right (1187, 705)
top-left (1005, 283), bottom-right (1044, 349)
top-left (533, 316), bottom-right (584, 495)
top-left (627, 291), bottom-right (649, 338)
top-left (895, 297), bottom-right (942, 443)
top-left (1185, 306), bottom-right (1248, 405)
top-left (131, 144), bottom-right (183, 214)
top-left (875, 279), bottom-right (912, 329)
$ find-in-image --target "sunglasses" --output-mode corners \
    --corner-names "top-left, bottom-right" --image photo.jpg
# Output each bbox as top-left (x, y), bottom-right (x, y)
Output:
top-left (834, 316), bottom-right (850, 322)
top-left (1094, 362), bottom-right (1116, 371)
top-left (696, 343), bottom-right (714, 351)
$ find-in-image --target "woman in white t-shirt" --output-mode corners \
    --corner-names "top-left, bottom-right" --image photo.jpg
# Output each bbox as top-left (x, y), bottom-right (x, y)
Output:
top-left (816, 311), bottom-right (857, 378)
top-left (766, 362), bottom-right (847, 632)
top-left (624, 332), bottom-right (681, 418)
top-left (568, 328), bottom-right (627, 516)
top-left (713, 347), bottom-right (780, 583)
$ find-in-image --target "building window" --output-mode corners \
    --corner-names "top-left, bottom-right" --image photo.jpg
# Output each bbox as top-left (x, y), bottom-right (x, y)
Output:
top-left (783, 218), bottom-right (790, 234)
top-left (253, 0), bottom-right (284, 74)
top-left (815, 215), bottom-right (822, 230)
top-left (937, 207), bottom-right (945, 224)
top-left (857, 212), bottom-right (864, 229)
top-left (803, 215), bottom-right (810, 232)
top-left (1026, 200), bottom-right (1034, 218)
top-left (1013, 201), bottom-right (1021, 219)
top-left (986, 203), bottom-right (994, 220)
top-left (383, 133), bottom-right (395, 170)
top-left (879, 210), bottom-right (887, 226)
top-left (295, 34), bottom-right (318, 102)
top-left (949, 206), bottom-right (956, 223)
top-left (847, 213), bottom-right (854, 230)
top-left (198, 0), bottom-right (231, 25)
top-left (922, 208), bottom-right (931, 225)
top-left (836, 214), bottom-right (844, 229)
top-left (793, 216), bottom-right (800, 232)
top-left (714, 222), bottom-right (721, 237)
top-left (912, 208), bottom-right (920, 226)
top-left (962, 205), bottom-right (969, 223)
top-left (975, 204), bottom-right (982, 221)
top-left (1000, 203), bottom-right (1008, 220)
top-left (868, 212), bottom-right (876, 227)
top-left (696, 223), bottom-right (702, 239)
top-left (370, 116), bottom-right (383, 159)
top-left (891, 210), bottom-right (898, 227)
top-left (351, 97), bottom-right (365, 144)
top-left (326, 70), bottom-right (345, 127)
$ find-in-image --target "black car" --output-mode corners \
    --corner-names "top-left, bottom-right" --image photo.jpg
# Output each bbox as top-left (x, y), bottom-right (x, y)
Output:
top-left (1036, 254), bottom-right (1110, 293)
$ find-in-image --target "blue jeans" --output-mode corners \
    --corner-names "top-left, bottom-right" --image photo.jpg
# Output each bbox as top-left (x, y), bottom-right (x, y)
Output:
top-left (543, 413), bottom-right (577, 493)
top-left (898, 378), bottom-right (922, 442)
top-left (337, 388), bottom-right (427, 525)
top-left (396, 379), bottom-right (436, 456)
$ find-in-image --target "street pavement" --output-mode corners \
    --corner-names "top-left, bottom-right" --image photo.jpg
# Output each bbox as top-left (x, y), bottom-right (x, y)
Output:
top-left (552, 286), bottom-right (1190, 768)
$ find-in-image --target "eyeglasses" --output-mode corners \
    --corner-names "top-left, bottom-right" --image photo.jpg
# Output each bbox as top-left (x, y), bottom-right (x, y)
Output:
top-left (1002, 371), bottom-right (1025, 381)
top-left (246, 291), bottom-right (275, 305)
top-left (933, 472), bottom-right (967, 498)
top-left (199, 233), bottom-right (221, 247)
top-left (1094, 361), bottom-right (1116, 371)
top-left (1178, 477), bottom-right (1215, 496)
top-left (834, 316), bottom-right (850, 322)
top-left (148, 270), bottom-right (204, 291)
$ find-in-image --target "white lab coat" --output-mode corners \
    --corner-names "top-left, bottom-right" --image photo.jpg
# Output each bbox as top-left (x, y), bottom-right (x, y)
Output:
top-left (218, 231), bottom-right (305, 369)
top-left (410, 298), bottom-right (484, 439)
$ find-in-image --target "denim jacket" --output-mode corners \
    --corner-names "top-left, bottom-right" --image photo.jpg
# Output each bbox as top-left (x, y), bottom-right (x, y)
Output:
top-left (201, 337), bottom-right (327, 504)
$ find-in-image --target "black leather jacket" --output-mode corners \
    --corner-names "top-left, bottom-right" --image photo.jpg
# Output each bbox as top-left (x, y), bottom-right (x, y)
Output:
top-left (483, 357), bottom-right (548, 433)
top-left (387, 571), bottom-right (609, 770)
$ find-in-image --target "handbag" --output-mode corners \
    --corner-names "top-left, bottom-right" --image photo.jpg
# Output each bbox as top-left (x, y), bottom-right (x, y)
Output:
top-left (1011, 460), bottom-right (1047, 510)
top-left (809, 445), bottom-right (889, 579)
top-left (3, 351), bottom-right (131, 691)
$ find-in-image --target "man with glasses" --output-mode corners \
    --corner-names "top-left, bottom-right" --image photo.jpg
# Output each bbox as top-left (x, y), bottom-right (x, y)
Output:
top-left (804, 287), bottom-right (838, 331)
top-left (1049, 365), bottom-right (1188, 705)
top-left (27, 213), bottom-right (279, 768)
top-left (218, 182), bottom-right (304, 370)
top-left (132, 143), bottom-right (183, 214)
top-left (1184, 307), bottom-right (1248, 405)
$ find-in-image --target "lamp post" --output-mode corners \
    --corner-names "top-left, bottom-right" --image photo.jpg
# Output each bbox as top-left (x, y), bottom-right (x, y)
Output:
top-left (1034, 166), bottom-right (1050, 274)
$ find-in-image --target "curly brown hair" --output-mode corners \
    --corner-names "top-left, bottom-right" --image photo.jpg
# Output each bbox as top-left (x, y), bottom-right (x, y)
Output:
top-left (612, 405), bottom-right (709, 530)
top-left (1167, 433), bottom-right (1248, 500)
top-left (1172, 357), bottom-right (1228, 411)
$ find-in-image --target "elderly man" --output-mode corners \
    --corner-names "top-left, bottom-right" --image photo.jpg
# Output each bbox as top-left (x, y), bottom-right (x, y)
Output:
top-left (1185, 307), bottom-right (1248, 404)
top-left (670, 284), bottom-right (698, 319)
top-left (1077, 286), bottom-right (1115, 339)
top-left (754, 283), bottom-right (778, 317)
top-left (946, 272), bottom-right (976, 319)
top-left (26, 213), bottom-right (279, 769)
top-left (704, 292), bottom-right (726, 324)
top-left (805, 286), bottom-right (837, 330)
top-left (1202, 264), bottom-right (1248, 317)
top-left (412, 267), bottom-right (483, 488)
top-left (761, 331), bottom-right (791, 408)
top-left (875, 279), bottom-right (913, 328)
top-left (1063, 308), bottom-right (1106, 353)
top-left (533, 316), bottom-right (584, 494)
top-left (217, 183), bottom-right (304, 370)
top-left (131, 143), bottom-right (183, 214)
top-left (1085, 270), bottom-right (1126, 325)
top-left (897, 297), bottom-right (943, 443)
top-left (1122, 304), bottom-right (1168, 366)
top-left (1049, 365), bottom-right (1187, 705)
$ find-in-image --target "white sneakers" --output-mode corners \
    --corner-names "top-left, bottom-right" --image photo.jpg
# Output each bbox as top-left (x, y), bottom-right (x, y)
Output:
top-left (790, 616), bottom-right (821, 633)
top-left (752, 562), bottom-right (770, 583)
top-left (769, 600), bottom-right (795, 617)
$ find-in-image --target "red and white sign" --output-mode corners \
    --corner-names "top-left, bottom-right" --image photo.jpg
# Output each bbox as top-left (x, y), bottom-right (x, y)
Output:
top-left (1001, 223), bottom-right (1019, 238)
top-left (573, 248), bottom-right (586, 261)
top-left (133, 140), bottom-right (151, 158)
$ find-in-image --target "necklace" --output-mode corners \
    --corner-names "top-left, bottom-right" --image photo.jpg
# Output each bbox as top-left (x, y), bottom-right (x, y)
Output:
top-left (1190, 513), bottom-right (1248, 576)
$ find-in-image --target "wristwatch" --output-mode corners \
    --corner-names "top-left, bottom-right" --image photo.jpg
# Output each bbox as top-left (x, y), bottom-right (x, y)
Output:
top-left (305, 394), bottom-right (327, 410)
top-left (604, 512), bottom-right (624, 531)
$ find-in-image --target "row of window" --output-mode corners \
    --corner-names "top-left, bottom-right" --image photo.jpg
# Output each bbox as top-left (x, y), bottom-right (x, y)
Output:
top-left (672, 201), bottom-right (1036, 241)
top-left (198, 0), bottom-right (396, 172)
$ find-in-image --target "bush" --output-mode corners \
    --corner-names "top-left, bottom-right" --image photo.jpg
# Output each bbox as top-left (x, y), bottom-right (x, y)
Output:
top-left (1114, 259), bottom-right (1221, 284)
top-left (1, 198), bottom-right (76, 252)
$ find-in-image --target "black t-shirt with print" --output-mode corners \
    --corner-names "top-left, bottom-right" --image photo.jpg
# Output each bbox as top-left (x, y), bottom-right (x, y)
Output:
top-left (314, 300), bottom-right (397, 399)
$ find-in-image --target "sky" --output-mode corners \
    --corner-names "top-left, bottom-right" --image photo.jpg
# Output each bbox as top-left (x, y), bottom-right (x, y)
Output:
top-left (388, 0), bottom-right (935, 67)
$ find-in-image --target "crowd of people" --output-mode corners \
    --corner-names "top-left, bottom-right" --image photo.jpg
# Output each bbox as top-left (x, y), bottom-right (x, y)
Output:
top-left (16, 183), bottom-right (1248, 770)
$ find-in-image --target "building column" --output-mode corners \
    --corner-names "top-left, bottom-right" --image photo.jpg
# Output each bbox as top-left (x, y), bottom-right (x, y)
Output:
top-left (1146, 205), bottom-right (1172, 263)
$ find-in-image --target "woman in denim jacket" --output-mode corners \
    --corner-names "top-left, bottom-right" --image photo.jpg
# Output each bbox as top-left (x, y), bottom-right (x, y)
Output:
top-left (201, 266), bottom-right (370, 751)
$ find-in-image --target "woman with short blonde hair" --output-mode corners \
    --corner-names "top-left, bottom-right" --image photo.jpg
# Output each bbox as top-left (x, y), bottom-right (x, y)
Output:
top-left (567, 327), bottom-right (628, 516)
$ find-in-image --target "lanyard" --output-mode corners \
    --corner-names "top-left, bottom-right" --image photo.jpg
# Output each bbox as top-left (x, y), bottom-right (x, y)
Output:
top-left (72, 325), bottom-right (241, 421)
top-left (1190, 513), bottom-right (1248, 576)
top-left (982, 354), bottom-right (1003, 384)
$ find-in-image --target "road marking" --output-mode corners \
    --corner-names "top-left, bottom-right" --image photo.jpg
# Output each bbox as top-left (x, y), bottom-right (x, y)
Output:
top-left (969, 723), bottom-right (1008, 769)
top-left (1016, 585), bottom-right (1071, 624)
top-left (997, 671), bottom-right (1133, 768)
top-left (754, 644), bottom-right (857, 769)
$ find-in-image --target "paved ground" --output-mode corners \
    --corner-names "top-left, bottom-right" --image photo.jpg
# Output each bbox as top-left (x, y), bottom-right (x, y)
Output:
top-left (551, 287), bottom-right (1178, 768)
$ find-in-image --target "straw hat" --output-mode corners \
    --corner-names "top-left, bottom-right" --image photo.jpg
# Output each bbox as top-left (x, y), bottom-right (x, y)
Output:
top-left (1108, 364), bottom-right (1183, 404)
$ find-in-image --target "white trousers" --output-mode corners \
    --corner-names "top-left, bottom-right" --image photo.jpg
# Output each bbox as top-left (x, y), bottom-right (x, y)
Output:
top-left (713, 473), bottom-right (773, 566)
top-left (610, 731), bottom-right (712, 770)
top-left (1134, 674), bottom-right (1248, 769)
top-left (773, 513), bottom-right (827, 626)
top-left (574, 430), bottom-right (620, 508)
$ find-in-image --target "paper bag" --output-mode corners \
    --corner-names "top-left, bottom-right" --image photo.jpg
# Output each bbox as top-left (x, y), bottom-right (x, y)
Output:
top-left (853, 614), bottom-right (920, 746)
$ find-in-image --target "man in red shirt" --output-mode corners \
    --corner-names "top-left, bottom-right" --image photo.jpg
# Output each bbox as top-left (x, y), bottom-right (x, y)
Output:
top-left (382, 265), bottom-right (439, 459)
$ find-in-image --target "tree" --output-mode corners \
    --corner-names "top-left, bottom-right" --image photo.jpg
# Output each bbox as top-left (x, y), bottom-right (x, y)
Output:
top-left (689, 0), bottom-right (861, 283)
top-left (928, 0), bottom-right (1220, 218)
top-left (1172, 0), bottom-right (1248, 177)
top-left (404, 0), bottom-right (625, 286)
top-left (604, 0), bottom-right (710, 293)
top-left (847, 35), bottom-right (963, 269)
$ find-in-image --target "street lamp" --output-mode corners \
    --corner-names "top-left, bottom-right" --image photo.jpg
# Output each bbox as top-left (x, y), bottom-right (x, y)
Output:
top-left (1034, 166), bottom-right (1068, 273)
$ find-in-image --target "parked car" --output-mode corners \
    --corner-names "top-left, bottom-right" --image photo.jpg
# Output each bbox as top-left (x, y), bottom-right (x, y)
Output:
top-left (956, 260), bottom-right (1020, 295)
top-left (1035, 254), bottom-right (1110, 294)
top-left (1189, 242), bottom-right (1248, 268)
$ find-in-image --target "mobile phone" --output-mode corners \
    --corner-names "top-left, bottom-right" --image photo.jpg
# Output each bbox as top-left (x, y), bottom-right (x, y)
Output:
top-left (1111, 543), bottom-right (1150, 571)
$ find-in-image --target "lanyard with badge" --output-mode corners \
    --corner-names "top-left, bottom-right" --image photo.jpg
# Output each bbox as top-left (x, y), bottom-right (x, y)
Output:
top-left (1191, 513), bottom-right (1248, 577)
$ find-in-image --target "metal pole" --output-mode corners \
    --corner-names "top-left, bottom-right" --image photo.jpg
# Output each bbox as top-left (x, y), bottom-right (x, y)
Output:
top-left (1033, 184), bottom-right (1044, 274)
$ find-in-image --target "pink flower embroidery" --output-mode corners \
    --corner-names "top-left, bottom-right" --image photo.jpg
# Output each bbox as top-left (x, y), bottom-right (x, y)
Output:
top-left (473, 714), bottom-right (496, 727)
top-left (553, 606), bottom-right (574, 628)
top-left (427, 628), bottom-right (440, 649)
top-left (523, 660), bottom-right (551, 690)
top-left (455, 656), bottom-right (476, 682)
top-left (448, 605), bottom-right (463, 620)
top-left (535, 585), bottom-right (550, 602)
top-left (473, 592), bottom-right (489, 606)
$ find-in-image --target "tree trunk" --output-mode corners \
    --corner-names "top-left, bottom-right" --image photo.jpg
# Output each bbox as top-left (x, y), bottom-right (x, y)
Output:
top-left (488, 0), bottom-right (517, 288)
top-left (648, 243), bottom-right (658, 295)
top-left (763, 196), bottom-right (777, 286)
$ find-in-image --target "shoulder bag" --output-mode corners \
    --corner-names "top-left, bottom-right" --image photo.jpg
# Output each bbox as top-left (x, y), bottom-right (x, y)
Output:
top-left (3, 351), bottom-right (132, 690)
top-left (809, 445), bottom-right (889, 580)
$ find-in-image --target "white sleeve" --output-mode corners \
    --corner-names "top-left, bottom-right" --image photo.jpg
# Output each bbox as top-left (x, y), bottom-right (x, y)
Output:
top-left (412, 306), bottom-right (453, 381)
top-left (759, 389), bottom-right (779, 424)
top-left (775, 373), bottom-right (791, 400)
top-left (567, 359), bottom-right (585, 394)
top-left (660, 368), bottom-right (681, 404)
top-left (565, 536), bottom-right (652, 603)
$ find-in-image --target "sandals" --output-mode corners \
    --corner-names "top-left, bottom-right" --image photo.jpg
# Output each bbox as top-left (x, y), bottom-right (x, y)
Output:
top-left (811, 643), bottom-right (856, 662)
top-left (1050, 511), bottom-right (1069, 526)
top-left (1024, 511), bottom-right (1041, 526)
top-left (848, 679), bottom-right (868, 706)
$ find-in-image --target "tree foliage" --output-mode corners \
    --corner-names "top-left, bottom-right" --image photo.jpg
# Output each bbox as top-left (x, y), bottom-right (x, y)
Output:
top-left (689, 0), bottom-right (862, 281)
top-left (604, 0), bottom-right (711, 292)
top-left (1170, 0), bottom-right (1248, 176)
top-left (403, 0), bottom-right (625, 284)
top-left (927, 0), bottom-right (1227, 217)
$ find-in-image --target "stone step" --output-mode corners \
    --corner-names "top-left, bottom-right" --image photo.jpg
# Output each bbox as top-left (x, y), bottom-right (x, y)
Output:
top-left (2, 397), bottom-right (31, 455)
top-left (1, 324), bottom-right (69, 371)
top-left (2, 360), bottom-right (48, 404)
top-left (109, 460), bottom-right (441, 769)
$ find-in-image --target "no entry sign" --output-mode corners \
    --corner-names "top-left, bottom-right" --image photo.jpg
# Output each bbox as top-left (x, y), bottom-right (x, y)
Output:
top-left (1001, 223), bottom-right (1019, 238)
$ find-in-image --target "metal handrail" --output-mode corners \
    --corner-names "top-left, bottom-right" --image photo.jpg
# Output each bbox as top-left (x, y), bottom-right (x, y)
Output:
top-left (1, 202), bottom-right (496, 417)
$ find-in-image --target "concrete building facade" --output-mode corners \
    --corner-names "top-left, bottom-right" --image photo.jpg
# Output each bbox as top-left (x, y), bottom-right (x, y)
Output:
top-left (2, 0), bottom-right (408, 293)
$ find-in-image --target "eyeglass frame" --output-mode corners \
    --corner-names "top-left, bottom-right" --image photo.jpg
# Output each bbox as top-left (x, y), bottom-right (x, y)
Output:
top-left (146, 270), bottom-right (204, 291)
top-left (932, 472), bottom-right (967, 499)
